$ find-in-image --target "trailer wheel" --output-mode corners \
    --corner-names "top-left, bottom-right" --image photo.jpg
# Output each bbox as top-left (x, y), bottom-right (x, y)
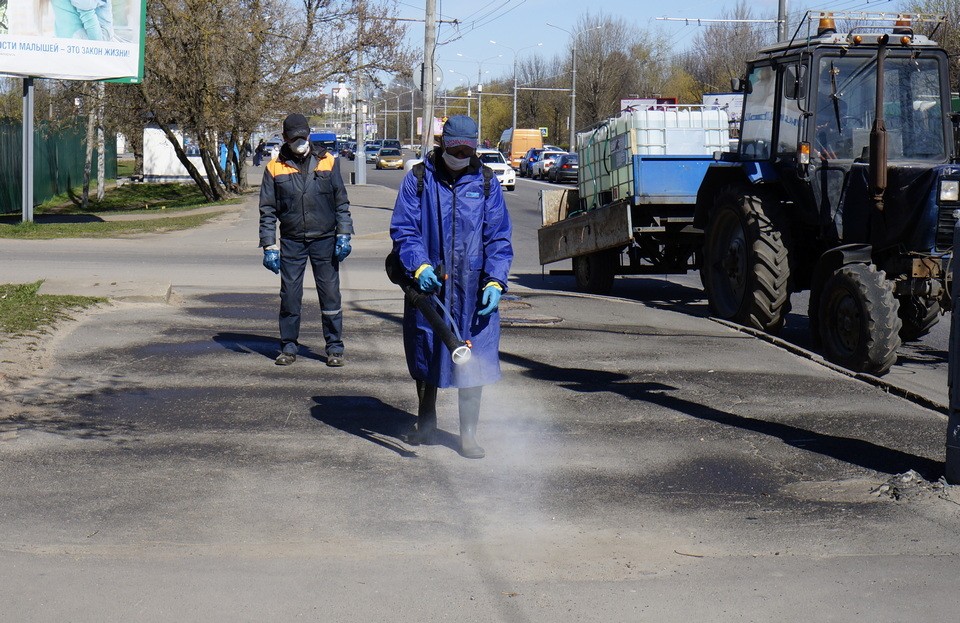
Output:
top-left (898, 296), bottom-right (940, 341)
top-left (818, 263), bottom-right (901, 375)
top-left (573, 250), bottom-right (618, 295)
top-left (702, 190), bottom-right (791, 333)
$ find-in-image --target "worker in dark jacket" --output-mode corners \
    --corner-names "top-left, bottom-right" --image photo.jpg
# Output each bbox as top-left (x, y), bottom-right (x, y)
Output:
top-left (259, 113), bottom-right (354, 367)
top-left (390, 115), bottom-right (513, 458)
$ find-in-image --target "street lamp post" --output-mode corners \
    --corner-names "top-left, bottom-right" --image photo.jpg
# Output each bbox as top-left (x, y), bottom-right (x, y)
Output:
top-left (490, 40), bottom-right (542, 156)
top-left (547, 23), bottom-right (602, 151)
top-left (448, 70), bottom-right (472, 117)
top-left (456, 53), bottom-right (501, 141)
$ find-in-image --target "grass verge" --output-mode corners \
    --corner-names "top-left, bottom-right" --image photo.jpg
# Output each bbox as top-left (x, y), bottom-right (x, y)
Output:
top-left (36, 182), bottom-right (235, 216)
top-left (0, 281), bottom-right (106, 337)
top-left (0, 212), bottom-right (228, 239)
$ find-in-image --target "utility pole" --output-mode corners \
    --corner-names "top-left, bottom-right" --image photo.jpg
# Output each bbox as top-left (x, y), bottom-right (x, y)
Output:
top-left (21, 77), bottom-right (34, 223)
top-left (778, 0), bottom-right (788, 42)
top-left (490, 41), bottom-right (541, 156)
top-left (421, 0), bottom-right (437, 158)
top-left (354, 1), bottom-right (366, 184)
top-left (547, 24), bottom-right (600, 151)
top-left (410, 90), bottom-right (415, 148)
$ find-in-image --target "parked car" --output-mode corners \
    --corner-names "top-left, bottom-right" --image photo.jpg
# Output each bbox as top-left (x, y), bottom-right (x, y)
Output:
top-left (364, 141), bottom-right (382, 163)
top-left (548, 153), bottom-right (578, 183)
top-left (518, 148), bottom-right (544, 178)
top-left (374, 147), bottom-right (404, 170)
top-left (530, 150), bottom-right (566, 179)
top-left (477, 148), bottom-right (516, 191)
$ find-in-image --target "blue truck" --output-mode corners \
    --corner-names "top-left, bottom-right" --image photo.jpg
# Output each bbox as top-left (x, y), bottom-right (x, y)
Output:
top-left (540, 12), bottom-right (958, 375)
top-left (309, 131), bottom-right (338, 154)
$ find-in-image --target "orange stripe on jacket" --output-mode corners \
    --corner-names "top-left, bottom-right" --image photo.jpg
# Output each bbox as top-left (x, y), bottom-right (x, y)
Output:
top-left (267, 153), bottom-right (335, 177)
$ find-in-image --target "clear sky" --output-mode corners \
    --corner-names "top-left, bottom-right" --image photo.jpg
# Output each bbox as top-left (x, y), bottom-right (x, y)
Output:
top-left (392, 0), bottom-right (903, 88)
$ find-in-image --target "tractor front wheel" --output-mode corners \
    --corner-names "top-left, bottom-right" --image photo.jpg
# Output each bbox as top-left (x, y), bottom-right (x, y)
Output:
top-left (818, 263), bottom-right (901, 375)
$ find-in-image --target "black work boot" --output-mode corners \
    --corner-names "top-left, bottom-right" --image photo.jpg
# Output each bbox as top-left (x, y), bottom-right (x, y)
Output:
top-left (458, 386), bottom-right (484, 459)
top-left (407, 381), bottom-right (438, 445)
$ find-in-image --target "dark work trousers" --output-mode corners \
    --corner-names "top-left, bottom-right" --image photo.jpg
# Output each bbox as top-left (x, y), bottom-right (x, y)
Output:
top-left (278, 236), bottom-right (343, 356)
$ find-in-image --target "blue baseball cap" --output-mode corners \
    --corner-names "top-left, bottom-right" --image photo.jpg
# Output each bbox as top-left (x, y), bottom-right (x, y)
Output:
top-left (442, 115), bottom-right (478, 150)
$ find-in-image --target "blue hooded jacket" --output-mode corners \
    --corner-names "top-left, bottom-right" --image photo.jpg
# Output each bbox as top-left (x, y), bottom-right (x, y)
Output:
top-left (390, 152), bottom-right (513, 388)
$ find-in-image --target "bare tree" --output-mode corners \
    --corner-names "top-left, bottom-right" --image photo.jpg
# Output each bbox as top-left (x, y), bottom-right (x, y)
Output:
top-left (905, 0), bottom-right (960, 93)
top-left (130, 0), bottom-right (413, 201)
top-left (573, 13), bottom-right (673, 126)
top-left (681, 0), bottom-right (773, 100)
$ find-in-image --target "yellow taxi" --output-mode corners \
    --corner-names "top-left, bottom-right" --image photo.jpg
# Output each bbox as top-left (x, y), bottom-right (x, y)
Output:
top-left (374, 147), bottom-right (404, 170)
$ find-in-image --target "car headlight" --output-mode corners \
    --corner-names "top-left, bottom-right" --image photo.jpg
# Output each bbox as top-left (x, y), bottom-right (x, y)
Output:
top-left (940, 180), bottom-right (960, 202)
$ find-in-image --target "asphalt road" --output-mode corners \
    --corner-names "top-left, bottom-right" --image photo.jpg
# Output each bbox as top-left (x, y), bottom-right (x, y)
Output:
top-left (2, 157), bottom-right (959, 621)
top-left (346, 155), bottom-right (951, 408)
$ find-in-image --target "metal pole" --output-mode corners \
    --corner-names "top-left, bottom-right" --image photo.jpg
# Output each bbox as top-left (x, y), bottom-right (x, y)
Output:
top-left (354, 3), bottom-right (366, 185)
top-left (22, 77), bottom-right (34, 223)
top-left (410, 90), bottom-right (415, 149)
top-left (396, 94), bottom-right (400, 140)
top-left (569, 43), bottom-right (577, 151)
top-left (512, 58), bottom-right (518, 146)
top-left (778, 0), bottom-right (788, 42)
top-left (477, 84), bottom-right (483, 143)
top-left (421, 0), bottom-right (437, 158)
top-left (948, 209), bottom-right (960, 483)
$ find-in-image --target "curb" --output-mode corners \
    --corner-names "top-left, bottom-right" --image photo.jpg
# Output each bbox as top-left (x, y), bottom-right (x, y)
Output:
top-left (37, 279), bottom-right (173, 304)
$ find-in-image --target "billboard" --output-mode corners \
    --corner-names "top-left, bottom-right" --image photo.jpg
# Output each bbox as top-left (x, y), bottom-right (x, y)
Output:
top-left (703, 93), bottom-right (744, 123)
top-left (0, 0), bottom-right (146, 82)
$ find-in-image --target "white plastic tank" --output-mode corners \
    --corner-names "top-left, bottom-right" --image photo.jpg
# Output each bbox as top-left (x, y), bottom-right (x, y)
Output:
top-left (577, 105), bottom-right (730, 208)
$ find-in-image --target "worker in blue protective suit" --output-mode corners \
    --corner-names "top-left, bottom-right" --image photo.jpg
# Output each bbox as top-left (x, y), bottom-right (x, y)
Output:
top-left (259, 113), bottom-right (353, 367)
top-left (50, 0), bottom-right (115, 41)
top-left (389, 115), bottom-right (513, 459)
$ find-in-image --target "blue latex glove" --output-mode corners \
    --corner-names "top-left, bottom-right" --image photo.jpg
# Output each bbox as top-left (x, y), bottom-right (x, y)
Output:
top-left (478, 285), bottom-right (502, 316)
top-left (335, 234), bottom-right (352, 262)
top-left (262, 248), bottom-right (280, 274)
top-left (417, 265), bottom-right (442, 293)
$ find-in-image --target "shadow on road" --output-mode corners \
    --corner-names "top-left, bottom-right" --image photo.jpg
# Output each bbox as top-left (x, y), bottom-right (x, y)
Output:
top-left (501, 350), bottom-right (944, 480)
top-left (512, 272), bottom-right (708, 318)
top-left (311, 395), bottom-right (439, 458)
top-left (213, 332), bottom-right (326, 363)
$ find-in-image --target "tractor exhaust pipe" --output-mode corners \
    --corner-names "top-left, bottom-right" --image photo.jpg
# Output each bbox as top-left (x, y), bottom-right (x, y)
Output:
top-left (869, 34), bottom-right (889, 212)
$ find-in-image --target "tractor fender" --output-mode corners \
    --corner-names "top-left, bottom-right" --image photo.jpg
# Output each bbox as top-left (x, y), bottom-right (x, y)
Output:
top-left (808, 244), bottom-right (874, 330)
top-left (694, 161), bottom-right (782, 229)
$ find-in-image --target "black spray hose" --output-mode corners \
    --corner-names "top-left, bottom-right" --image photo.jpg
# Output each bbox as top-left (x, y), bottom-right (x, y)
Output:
top-left (402, 285), bottom-right (473, 365)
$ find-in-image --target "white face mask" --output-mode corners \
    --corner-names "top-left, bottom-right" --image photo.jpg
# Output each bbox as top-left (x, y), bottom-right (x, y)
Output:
top-left (442, 151), bottom-right (471, 171)
top-left (290, 138), bottom-right (310, 155)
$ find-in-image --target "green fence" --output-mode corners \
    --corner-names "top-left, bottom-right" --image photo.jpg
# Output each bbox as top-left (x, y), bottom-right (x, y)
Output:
top-left (0, 119), bottom-right (117, 214)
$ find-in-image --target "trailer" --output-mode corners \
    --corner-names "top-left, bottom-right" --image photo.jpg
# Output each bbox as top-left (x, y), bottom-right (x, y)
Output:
top-left (538, 105), bottom-right (729, 293)
top-left (539, 11), bottom-right (958, 376)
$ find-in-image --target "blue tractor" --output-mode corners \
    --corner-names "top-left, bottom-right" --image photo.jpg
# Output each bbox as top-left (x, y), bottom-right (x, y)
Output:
top-left (696, 12), bottom-right (958, 375)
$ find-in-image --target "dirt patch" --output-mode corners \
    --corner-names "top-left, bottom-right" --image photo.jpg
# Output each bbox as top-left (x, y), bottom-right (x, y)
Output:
top-left (0, 305), bottom-right (109, 420)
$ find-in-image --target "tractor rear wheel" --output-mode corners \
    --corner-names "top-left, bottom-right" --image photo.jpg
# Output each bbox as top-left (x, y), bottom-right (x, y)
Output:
top-left (818, 263), bottom-right (901, 375)
top-left (702, 189), bottom-right (791, 333)
top-left (573, 250), bottom-right (618, 295)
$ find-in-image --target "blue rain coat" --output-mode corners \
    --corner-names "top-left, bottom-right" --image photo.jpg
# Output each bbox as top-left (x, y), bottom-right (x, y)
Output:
top-left (390, 153), bottom-right (513, 388)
